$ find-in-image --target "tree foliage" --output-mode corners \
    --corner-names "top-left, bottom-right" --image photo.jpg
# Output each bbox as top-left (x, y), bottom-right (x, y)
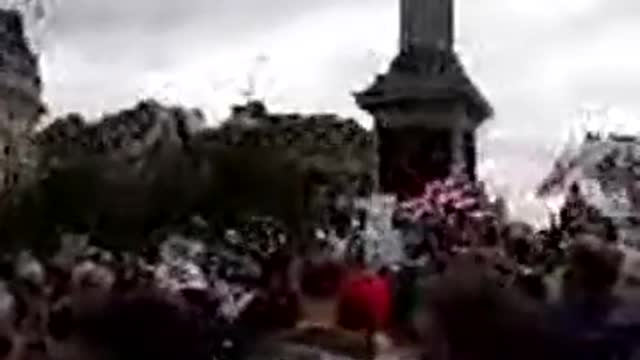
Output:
top-left (2, 99), bottom-right (373, 255)
top-left (0, 139), bottom-right (314, 254)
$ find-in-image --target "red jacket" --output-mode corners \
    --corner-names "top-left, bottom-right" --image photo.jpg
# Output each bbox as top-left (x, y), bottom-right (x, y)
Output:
top-left (336, 270), bottom-right (392, 332)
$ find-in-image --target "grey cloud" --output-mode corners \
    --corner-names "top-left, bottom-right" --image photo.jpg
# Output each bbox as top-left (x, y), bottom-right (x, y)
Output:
top-left (42, 0), bottom-right (354, 88)
top-left (50, 0), bottom-right (345, 41)
top-left (569, 76), bottom-right (640, 115)
top-left (41, 0), bottom-right (638, 128)
top-left (33, 0), bottom-right (640, 222)
top-left (460, 0), bottom-right (618, 69)
top-left (459, 1), bottom-right (631, 138)
top-left (590, 1), bottom-right (640, 24)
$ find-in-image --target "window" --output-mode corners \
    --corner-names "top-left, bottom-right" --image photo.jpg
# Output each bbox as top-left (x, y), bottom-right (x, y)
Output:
top-left (3, 146), bottom-right (9, 156)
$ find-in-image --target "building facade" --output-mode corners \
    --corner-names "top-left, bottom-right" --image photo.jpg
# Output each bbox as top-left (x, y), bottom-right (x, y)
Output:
top-left (0, 9), bottom-right (45, 195)
top-left (537, 132), bottom-right (640, 247)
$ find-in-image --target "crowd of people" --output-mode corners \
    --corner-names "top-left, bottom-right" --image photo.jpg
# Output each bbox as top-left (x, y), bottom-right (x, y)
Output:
top-left (0, 180), bottom-right (637, 360)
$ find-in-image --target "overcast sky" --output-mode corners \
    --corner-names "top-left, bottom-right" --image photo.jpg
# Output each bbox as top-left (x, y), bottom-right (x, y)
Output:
top-left (31, 0), bottom-right (640, 223)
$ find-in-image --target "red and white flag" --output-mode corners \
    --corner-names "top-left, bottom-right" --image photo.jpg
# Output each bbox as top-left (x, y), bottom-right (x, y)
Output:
top-left (398, 174), bottom-right (489, 221)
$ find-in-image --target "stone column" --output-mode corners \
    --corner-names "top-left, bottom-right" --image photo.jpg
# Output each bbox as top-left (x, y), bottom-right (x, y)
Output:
top-left (400, 0), bottom-right (454, 51)
top-left (371, 119), bottom-right (381, 194)
top-left (450, 128), bottom-right (465, 175)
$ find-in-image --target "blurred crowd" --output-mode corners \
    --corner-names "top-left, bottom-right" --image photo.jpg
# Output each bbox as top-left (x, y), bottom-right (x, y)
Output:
top-left (0, 181), bottom-right (638, 360)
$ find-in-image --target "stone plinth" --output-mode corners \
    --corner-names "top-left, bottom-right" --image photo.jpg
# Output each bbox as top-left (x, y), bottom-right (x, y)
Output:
top-left (354, 0), bottom-right (492, 198)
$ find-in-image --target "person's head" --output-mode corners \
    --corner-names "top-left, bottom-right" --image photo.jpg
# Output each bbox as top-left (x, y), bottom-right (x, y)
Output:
top-left (48, 288), bottom-right (213, 360)
top-left (347, 241), bottom-right (367, 270)
top-left (514, 272), bottom-right (548, 302)
top-left (261, 251), bottom-right (292, 291)
top-left (0, 283), bottom-right (18, 360)
top-left (603, 217), bottom-right (618, 244)
top-left (0, 261), bottom-right (13, 282)
top-left (418, 264), bottom-right (570, 360)
top-left (564, 240), bottom-right (622, 302)
top-left (286, 259), bottom-right (346, 333)
top-left (300, 259), bottom-right (344, 299)
top-left (246, 326), bottom-right (373, 360)
top-left (512, 237), bottom-right (532, 265)
top-left (569, 182), bottom-right (581, 196)
top-left (141, 246), bottom-right (160, 265)
top-left (70, 261), bottom-right (115, 298)
top-left (335, 269), bottom-right (392, 336)
top-left (482, 223), bottom-right (500, 247)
